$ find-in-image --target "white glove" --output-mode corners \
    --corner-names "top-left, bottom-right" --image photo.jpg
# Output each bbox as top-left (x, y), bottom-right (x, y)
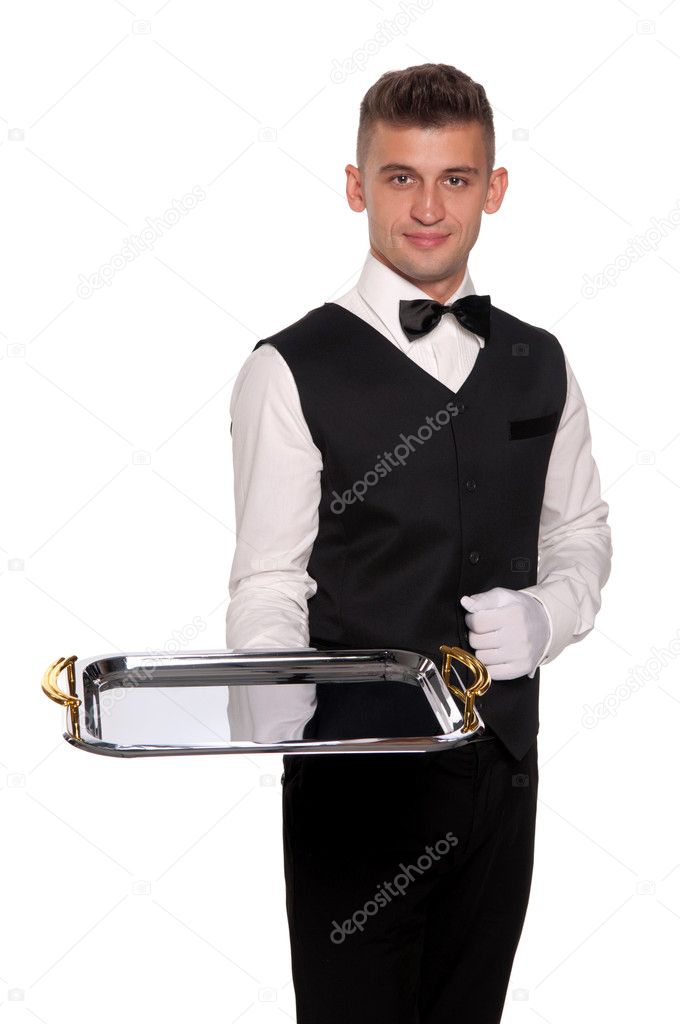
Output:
top-left (460, 587), bottom-right (551, 680)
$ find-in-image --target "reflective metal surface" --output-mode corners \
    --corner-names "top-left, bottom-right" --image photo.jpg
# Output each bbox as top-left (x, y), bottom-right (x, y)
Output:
top-left (41, 647), bottom-right (492, 757)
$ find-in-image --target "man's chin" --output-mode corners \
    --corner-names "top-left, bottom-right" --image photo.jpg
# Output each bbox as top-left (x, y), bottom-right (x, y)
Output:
top-left (390, 250), bottom-right (454, 282)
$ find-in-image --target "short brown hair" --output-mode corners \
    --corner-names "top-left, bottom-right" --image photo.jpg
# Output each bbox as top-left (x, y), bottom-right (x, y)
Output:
top-left (356, 63), bottom-right (495, 177)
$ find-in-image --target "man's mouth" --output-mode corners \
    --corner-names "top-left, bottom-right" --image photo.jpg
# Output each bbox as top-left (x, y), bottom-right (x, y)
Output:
top-left (403, 233), bottom-right (449, 249)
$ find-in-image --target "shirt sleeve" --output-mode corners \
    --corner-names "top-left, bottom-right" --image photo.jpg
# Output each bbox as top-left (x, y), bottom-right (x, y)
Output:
top-left (225, 342), bottom-right (323, 741)
top-left (520, 352), bottom-right (613, 675)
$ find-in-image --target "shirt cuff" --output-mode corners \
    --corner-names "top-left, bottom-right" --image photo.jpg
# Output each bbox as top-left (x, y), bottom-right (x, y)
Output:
top-left (520, 588), bottom-right (554, 678)
top-left (520, 579), bottom-right (582, 675)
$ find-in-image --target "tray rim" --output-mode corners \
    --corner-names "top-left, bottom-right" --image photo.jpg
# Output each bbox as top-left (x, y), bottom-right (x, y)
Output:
top-left (45, 647), bottom-right (487, 756)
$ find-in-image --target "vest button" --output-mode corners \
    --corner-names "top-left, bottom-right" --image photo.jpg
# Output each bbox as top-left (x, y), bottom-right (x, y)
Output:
top-left (468, 550), bottom-right (480, 564)
top-left (465, 478), bottom-right (476, 491)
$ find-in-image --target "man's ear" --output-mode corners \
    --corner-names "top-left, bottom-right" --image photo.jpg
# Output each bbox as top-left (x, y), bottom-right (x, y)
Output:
top-left (484, 166), bottom-right (508, 215)
top-left (346, 164), bottom-right (366, 213)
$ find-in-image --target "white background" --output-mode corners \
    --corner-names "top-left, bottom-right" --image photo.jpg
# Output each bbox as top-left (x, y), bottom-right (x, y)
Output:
top-left (2, 0), bottom-right (680, 1020)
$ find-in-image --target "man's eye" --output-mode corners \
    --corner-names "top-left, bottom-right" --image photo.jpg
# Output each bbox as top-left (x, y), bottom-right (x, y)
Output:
top-left (388, 175), bottom-right (467, 187)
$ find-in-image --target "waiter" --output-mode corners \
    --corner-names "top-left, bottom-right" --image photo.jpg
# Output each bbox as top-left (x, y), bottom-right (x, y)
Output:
top-left (226, 63), bottom-right (612, 1024)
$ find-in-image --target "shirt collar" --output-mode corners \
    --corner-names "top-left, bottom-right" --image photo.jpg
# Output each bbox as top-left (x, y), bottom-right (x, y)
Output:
top-left (355, 249), bottom-right (485, 350)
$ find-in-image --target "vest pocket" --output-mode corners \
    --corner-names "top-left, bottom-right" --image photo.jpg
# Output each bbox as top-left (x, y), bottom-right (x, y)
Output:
top-left (508, 410), bottom-right (560, 440)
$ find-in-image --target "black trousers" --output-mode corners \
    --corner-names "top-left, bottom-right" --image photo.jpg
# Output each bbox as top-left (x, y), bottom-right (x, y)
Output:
top-left (281, 733), bottom-right (539, 1024)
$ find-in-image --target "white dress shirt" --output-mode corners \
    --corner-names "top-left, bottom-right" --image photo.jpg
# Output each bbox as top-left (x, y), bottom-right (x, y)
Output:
top-left (225, 250), bottom-right (613, 741)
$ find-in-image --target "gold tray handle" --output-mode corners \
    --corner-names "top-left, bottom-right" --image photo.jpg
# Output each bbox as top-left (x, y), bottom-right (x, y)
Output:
top-left (439, 645), bottom-right (491, 733)
top-left (41, 655), bottom-right (81, 740)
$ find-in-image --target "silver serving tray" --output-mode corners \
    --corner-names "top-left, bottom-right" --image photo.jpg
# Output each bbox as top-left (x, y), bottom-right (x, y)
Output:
top-left (41, 646), bottom-right (492, 757)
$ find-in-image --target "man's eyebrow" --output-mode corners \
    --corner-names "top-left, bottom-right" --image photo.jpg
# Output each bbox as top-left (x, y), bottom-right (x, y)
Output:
top-left (377, 163), bottom-right (480, 176)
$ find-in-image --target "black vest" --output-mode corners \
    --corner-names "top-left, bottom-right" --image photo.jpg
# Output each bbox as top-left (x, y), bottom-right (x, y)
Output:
top-left (248, 300), bottom-right (567, 761)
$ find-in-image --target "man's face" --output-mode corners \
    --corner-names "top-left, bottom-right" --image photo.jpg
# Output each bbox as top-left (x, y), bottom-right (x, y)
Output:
top-left (346, 120), bottom-right (507, 299)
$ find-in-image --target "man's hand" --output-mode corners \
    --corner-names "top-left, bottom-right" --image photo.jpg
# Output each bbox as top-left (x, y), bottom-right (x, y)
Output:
top-left (460, 587), bottom-right (551, 680)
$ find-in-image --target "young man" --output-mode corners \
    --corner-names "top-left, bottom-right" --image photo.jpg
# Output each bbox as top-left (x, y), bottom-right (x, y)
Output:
top-left (226, 63), bottom-right (612, 1024)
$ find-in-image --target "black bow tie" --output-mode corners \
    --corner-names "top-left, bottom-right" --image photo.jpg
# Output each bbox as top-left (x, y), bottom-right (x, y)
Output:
top-left (398, 293), bottom-right (491, 343)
